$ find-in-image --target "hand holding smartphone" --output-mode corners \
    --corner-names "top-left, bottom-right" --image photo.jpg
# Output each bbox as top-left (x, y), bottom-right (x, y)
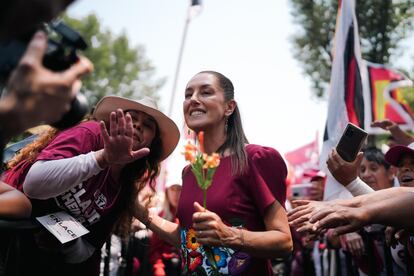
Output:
top-left (336, 123), bottom-right (368, 162)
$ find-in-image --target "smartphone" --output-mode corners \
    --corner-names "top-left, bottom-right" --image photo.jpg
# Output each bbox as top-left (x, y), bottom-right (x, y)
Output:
top-left (291, 183), bottom-right (313, 199)
top-left (336, 123), bottom-right (368, 162)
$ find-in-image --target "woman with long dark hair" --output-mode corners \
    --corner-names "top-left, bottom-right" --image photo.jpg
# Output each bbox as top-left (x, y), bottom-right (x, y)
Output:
top-left (2, 96), bottom-right (179, 275)
top-left (135, 71), bottom-right (292, 275)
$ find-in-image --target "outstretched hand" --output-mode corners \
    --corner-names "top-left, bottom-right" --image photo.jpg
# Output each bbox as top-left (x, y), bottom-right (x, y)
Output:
top-left (371, 119), bottom-right (397, 131)
top-left (342, 232), bottom-right (365, 257)
top-left (192, 202), bottom-right (239, 247)
top-left (371, 119), bottom-right (414, 145)
top-left (310, 205), bottom-right (369, 236)
top-left (98, 109), bottom-right (150, 167)
top-left (288, 200), bottom-right (329, 229)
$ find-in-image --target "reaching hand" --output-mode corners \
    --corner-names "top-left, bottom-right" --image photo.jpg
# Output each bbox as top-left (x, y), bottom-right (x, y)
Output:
top-left (192, 202), bottom-right (239, 247)
top-left (327, 149), bottom-right (363, 186)
top-left (4, 31), bottom-right (93, 137)
top-left (371, 119), bottom-right (414, 145)
top-left (288, 200), bottom-right (330, 229)
top-left (98, 109), bottom-right (150, 166)
top-left (310, 205), bottom-right (369, 236)
top-left (371, 119), bottom-right (397, 131)
top-left (342, 232), bottom-right (365, 257)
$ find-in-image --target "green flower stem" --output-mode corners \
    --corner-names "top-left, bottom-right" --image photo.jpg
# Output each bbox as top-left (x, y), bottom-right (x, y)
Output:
top-left (203, 189), bottom-right (207, 209)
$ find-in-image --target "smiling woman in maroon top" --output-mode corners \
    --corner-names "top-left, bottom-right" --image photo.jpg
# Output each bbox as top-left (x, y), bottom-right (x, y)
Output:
top-left (136, 71), bottom-right (292, 275)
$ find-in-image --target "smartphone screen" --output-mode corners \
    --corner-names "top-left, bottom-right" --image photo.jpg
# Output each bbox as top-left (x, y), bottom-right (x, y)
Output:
top-left (336, 123), bottom-right (368, 162)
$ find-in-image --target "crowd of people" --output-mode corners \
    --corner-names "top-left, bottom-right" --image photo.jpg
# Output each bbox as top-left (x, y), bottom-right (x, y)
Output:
top-left (1, 1), bottom-right (414, 276)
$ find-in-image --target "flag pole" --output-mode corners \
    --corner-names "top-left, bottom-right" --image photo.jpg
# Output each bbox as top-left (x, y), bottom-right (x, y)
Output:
top-left (168, 0), bottom-right (202, 117)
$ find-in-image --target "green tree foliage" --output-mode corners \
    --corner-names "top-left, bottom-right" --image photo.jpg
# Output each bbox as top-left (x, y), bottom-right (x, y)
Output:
top-left (289, 0), bottom-right (414, 98)
top-left (62, 14), bottom-right (165, 107)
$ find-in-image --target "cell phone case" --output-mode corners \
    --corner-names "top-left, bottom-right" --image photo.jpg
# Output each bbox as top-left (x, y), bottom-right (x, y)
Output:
top-left (336, 123), bottom-right (368, 162)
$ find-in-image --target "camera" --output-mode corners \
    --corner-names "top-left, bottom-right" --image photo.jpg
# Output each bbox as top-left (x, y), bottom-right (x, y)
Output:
top-left (0, 21), bottom-right (89, 129)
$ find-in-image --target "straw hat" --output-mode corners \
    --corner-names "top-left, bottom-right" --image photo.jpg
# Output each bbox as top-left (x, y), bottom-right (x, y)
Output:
top-left (93, 96), bottom-right (180, 161)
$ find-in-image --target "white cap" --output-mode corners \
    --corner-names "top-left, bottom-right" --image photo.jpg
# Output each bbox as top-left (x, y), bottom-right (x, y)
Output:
top-left (165, 177), bottom-right (182, 189)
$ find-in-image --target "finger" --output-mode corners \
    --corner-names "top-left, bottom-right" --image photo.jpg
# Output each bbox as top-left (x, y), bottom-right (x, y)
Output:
top-left (194, 229), bottom-right (213, 239)
top-left (348, 240), bottom-right (356, 255)
top-left (100, 121), bottom-right (110, 145)
top-left (192, 203), bottom-right (211, 223)
top-left (355, 152), bottom-right (364, 166)
top-left (117, 109), bottom-right (126, 135)
top-left (19, 31), bottom-right (47, 67)
top-left (289, 216), bottom-right (309, 228)
top-left (314, 213), bottom-right (342, 229)
top-left (192, 221), bottom-right (212, 232)
top-left (109, 111), bottom-right (117, 137)
top-left (327, 150), bottom-right (334, 167)
top-left (125, 112), bottom-right (134, 138)
top-left (357, 238), bottom-right (365, 256)
top-left (288, 209), bottom-right (311, 223)
top-left (331, 149), bottom-right (344, 164)
top-left (195, 236), bottom-right (219, 247)
top-left (309, 209), bottom-right (335, 223)
top-left (297, 223), bottom-right (316, 233)
top-left (192, 212), bottom-right (210, 224)
top-left (290, 200), bottom-right (311, 207)
top-left (288, 204), bottom-right (312, 218)
top-left (130, 147), bottom-right (150, 161)
top-left (194, 201), bottom-right (206, 212)
top-left (60, 56), bottom-right (93, 84)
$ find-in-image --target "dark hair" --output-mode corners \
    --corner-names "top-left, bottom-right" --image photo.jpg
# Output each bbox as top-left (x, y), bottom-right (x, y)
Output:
top-left (198, 71), bottom-right (249, 175)
top-left (114, 129), bottom-right (162, 237)
top-left (363, 147), bottom-right (390, 169)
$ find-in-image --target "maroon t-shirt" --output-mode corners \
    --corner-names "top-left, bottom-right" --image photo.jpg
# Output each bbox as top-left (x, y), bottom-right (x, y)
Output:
top-left (4, 121), bottom-right (126, 249)
top-left (177, 144), bottom-right (287, 275)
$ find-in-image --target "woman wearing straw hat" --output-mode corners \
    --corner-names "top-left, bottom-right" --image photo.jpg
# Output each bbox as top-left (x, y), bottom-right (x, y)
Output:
top-left (2, 96), bottom-right (179, 275)
top-left (135, 71), bottom-right (293, 275)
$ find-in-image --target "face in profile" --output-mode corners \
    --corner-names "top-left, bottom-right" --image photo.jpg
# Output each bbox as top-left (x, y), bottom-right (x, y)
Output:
top-left (359, 158), bottom-right (393, 190)
top-left (127, 110), bottom-right (157, 151)
top-left (166, 184), bottom-right (182, 209)
top-left (396, 154), bottom-right (414, 187)
top-left (183, 73), bottom-right (228, 132)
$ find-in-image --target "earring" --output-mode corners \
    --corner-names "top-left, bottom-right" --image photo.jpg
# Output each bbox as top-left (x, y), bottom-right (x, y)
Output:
top-left (224, 117), bottom-right (228, 133)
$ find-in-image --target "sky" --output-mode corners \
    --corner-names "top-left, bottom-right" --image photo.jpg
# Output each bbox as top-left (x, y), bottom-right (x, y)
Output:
top-left (67, 0), bottom-right (328, 156)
